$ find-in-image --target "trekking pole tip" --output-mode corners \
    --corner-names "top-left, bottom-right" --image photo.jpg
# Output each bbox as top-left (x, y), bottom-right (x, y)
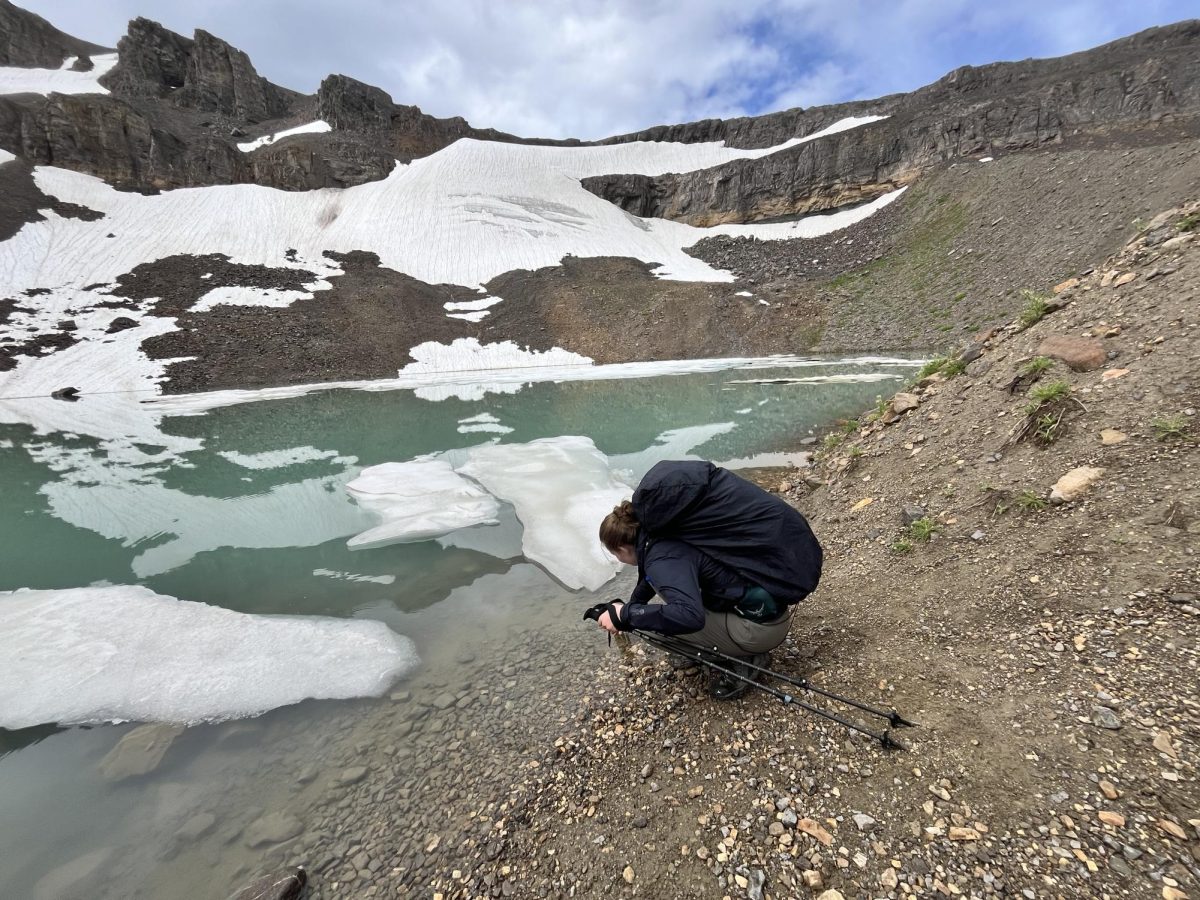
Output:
top-left (889, 711), bottom-right (918, 729)
top-left (879, 730), bottom-right (909, 752)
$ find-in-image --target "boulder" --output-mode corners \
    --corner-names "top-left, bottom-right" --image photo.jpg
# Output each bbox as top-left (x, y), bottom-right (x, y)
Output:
top-left (98, 723), bottom-right (185, 781)
top-left (244, 811), bottom-right (304, 848)
top-left (1037, 335), bottom-right (1107, 371)
top-left (1050, 466), bottom-right (1105, 503)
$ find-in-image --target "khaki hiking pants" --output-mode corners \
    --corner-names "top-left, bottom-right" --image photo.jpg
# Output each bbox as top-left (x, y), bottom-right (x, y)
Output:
top-left (674, 607), bottom-right (793, 658)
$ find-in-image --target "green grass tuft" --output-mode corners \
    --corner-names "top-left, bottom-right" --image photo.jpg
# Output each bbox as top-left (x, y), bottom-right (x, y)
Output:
top-left (1020, 356), bottom-right (1053, 378)
top-left (891, 539), bottom-right (913, 554)
top-left (1178, 212), bottom-right (1200, 232)
top-left (1152, 413), bottom-right (1191, 441)
top-left (1018, 290), bottom-right (1050, 329)
top-left (1017, 490), bottom-right (1048, 511)
top-left (908, 517), bottom-right (940, 543)
top-left (1023, 380), bottom-right (1071, 416)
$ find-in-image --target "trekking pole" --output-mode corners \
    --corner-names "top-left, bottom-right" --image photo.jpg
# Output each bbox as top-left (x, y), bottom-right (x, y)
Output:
top-left (634, 629), bottom-right (909, 751)
top-left (646, 631), bottom-right (916, 730)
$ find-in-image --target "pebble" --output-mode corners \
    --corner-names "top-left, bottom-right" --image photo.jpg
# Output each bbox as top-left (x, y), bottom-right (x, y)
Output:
top-left (1091, 706), bottom-right (1122, 730)
top-left (853, 813), bottom-right (877, 832)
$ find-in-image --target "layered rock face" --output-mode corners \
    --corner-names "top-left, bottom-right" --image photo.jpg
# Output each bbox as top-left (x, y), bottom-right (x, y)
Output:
top-left (582, 21), bottom-right (1200, 225)
top-left (0, 3), bottom-right (1197, 205)
top-left (0, 0), bottom-right (110, 68)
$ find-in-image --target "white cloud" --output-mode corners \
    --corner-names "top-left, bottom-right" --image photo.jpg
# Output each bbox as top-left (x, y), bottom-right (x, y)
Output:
top-left (16, 0), bottom-right (1198, 139)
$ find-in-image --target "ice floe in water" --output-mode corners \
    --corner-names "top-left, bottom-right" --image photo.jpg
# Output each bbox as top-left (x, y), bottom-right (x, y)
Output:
top-left (0, 585), bottom-right (417, 728)
top-left (459, 436), bottom-right (630, 591)
top-left (346, 459), bottom-right (501, 550)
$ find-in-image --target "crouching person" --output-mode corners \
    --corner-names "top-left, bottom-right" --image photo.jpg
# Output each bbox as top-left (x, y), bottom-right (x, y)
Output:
top-left (593, 460), bottom-right (823, 700)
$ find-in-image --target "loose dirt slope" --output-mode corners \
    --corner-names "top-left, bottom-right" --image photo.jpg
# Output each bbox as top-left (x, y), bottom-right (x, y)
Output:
top-left (428, 203), bottom-right (1200, 899)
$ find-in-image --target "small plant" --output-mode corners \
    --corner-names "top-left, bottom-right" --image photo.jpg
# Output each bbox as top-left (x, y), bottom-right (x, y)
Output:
top-left (952, 291), bottom-right (968, 303)
top-left (1152, 413), bottom-right (1191, 441)
top-left (841, 418), bottom-right (860, 435)
top-left (1132, 216), bottom-right (1147, 232)
top-left (917, 354), bottom-right (966, 381)
top-left (1018, 290), bottom-right (1050, 329)
top-left (1033, 411), bottom-right (1065, 444)
top-left (1023, 380), bottom-right (1071, 415)
top-left (1178, 212), bottom-right (1199, 233)
top-left (909, 517), bottom-right (940, 543)
top-left (847, 446), bottom-right (864, 459)
top-left (1020, 356), bottom-right (1053, 378)
top-left (1017, 490), bottom-right (1048, 512)
top-left (823, 432), bottom-right (844, 451)
top-left (891, 539), bottom-right (913, 554)
top-left (875, 395), bottom-right (888, 419)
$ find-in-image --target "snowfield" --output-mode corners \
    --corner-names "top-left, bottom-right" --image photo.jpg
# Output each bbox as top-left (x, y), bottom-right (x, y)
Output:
top-left (0, 115), bottom-right (899, 399)
top-left (0, 53), bottom-right (119, 95)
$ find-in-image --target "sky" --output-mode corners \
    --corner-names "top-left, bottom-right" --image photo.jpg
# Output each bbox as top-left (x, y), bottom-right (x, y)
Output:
top-left (18, 0), bottom-right (1199, 140)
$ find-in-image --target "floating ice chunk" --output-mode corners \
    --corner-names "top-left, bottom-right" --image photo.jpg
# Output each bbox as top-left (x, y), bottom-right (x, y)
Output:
top-left (0, 53), bottom-right (119, 96)
top-left (0, 585), bottom-right (417, 728)
top-left (219, 446), bottom-right (346, 469)
top-left (313, 568), bottom-right (397, 585)
top-left (457, 412), bottom-right (513, 435)
top-left (237, 120), bottom-right (333, 152)
top-left (458, 436), bottom-right (629, 590)
top-left (346, 459), bottom-right (500, 549)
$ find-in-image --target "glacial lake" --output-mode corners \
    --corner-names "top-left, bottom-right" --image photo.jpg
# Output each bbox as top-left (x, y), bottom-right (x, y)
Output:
top-left (0, 355), bottom-right (917, 898)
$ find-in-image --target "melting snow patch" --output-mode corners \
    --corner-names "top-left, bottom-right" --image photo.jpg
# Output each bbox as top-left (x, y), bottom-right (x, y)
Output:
top-left (237, 120), bottom-right (333, 152)
top-left (979, 157), bottom-right (994, 163)
top-left (0, 53), bottom-right (119, 96)
top-left (758, 299), bottom-right (771, 306)
top-left (458, 436), bottom-right (629, 591)
top-left (0, 148), bottom-right (15, 165)
top-left (313, 569), bottom-right (396, 585)
top-left (735, 290), bottom-right (753, 297)
top-left (402, 337), bottom-right (592, 374)
top-left (190, 285), bottom-right (321, 313)
top-left (0, 585), bottom-right (417, 728)
top-left (346, 459), bottom-right (500, 549)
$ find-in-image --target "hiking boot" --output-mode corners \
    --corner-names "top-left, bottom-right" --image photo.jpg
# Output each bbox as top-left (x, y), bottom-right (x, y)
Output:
top-left (707, 652), bottom-right (770, 701)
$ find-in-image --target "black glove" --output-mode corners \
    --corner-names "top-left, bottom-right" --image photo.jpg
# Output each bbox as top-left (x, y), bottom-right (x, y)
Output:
top-left (583, 599), bottom-right (632, 631)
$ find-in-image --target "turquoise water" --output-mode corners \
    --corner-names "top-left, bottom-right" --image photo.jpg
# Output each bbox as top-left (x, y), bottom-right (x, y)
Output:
top-left (0, 356), bottom-right (916, 897)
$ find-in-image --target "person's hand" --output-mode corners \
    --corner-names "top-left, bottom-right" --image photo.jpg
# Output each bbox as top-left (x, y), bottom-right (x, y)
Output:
top-left (597, 601), bottom-right (625, 634)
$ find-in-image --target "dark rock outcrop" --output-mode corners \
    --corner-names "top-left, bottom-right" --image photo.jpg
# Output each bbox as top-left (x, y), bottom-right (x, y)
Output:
top-left (0, 0), bottom-right (111, 68)
top-left (314, 74), bottom-right (575, 164)
top-left (583, 20), bottom-right (1200, 225)
top-left (101, 18), bottom-right (298, 122)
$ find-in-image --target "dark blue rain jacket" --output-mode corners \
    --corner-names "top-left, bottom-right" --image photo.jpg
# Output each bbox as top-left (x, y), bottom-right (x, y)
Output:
top-left (622, 461), bottom-right (823, 636)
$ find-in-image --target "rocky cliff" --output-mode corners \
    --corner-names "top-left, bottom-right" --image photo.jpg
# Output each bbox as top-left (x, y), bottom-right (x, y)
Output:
top-left (0, 5), bottom-right (579, 191)
top-left (0, 0), bottom-right (109, 68)
top-left (1, 4), bottom-right (1197, 203)
top-left (584, 21), bottom-right (1200, 225)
